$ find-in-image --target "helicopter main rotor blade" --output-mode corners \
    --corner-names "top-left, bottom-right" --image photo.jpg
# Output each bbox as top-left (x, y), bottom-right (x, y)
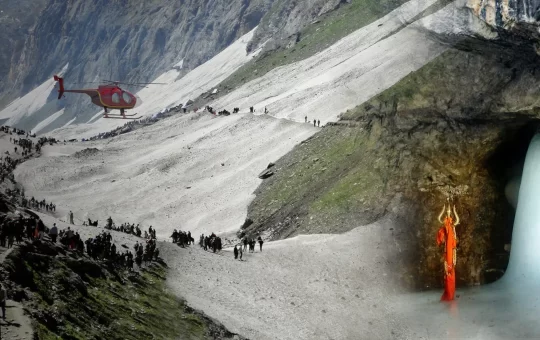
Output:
top-left (125, 84), bottom-right (149, 88)
top-left (101, 79), bottom-right (166, 85)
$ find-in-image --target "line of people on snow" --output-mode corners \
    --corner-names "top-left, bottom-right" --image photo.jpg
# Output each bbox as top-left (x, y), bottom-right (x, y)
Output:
top-left (86, 104), bottom-right (189, 141)
top-left (0, 155), bottom-right (22, 183)
top-left (0, 214), bottom-right (39, 248)
top-left (25, 197), bottom-right (56, 212)
top-left (234, 236), bottom-right (264, 260)
top-left (83, 215), bottom-right (157, 240)
top-left (199, 233), bottom-right (223, 253)
top-left (54, 226), bottom-right (160, 270)
top-left (0, 126), bottom-right (34, 137)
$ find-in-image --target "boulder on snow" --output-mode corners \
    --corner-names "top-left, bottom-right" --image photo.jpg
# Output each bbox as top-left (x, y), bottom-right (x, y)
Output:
top-left (267, 162), bottom-right (275, 169)
top-left (258, 168), bottom-right (274, 179)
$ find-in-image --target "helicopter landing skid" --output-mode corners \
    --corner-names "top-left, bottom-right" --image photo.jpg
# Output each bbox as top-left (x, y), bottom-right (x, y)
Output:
top-left (104, 112), bottom-right (139, 117)
top-left (103, 115), bottom-right (142, 120)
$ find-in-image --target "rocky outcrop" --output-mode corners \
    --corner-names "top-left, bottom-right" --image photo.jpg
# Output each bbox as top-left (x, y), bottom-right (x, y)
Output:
top-left (466, 0), bottom-right (540, 47)
top-left (242, 39), bottom-right (540, 290)
top-left (247, 0), bottom-right (345, 51)
top-left (0, 239), bottom-right (246, 339)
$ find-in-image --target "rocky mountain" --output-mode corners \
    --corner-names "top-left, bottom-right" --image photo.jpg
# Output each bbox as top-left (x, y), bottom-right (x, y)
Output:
top-left (4, 0), bottom-right (540, 292)
top-left (0, 0), bottom-right (385, 133)
top-left (0, 0), bottom-right (276, 130)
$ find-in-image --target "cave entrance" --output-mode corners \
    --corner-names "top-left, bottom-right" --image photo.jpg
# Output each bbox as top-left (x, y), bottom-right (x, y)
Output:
top-left (484, 120), bottom-right (540, 282)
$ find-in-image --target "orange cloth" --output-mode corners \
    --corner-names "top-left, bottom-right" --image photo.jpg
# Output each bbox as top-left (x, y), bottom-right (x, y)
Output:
top-left (436, 216), bottom-right (457, 301)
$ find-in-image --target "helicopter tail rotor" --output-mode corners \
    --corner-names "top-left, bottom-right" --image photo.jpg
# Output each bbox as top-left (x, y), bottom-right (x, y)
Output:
top-left (53, 75), bottom-right (65, 99)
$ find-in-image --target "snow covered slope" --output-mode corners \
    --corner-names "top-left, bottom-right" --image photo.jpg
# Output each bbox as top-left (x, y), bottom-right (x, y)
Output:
top-left (13, 0), bottom-right (486, 238)
top-left (15, 112), bottom-right (316, 239)
top-left (211, 0), bottom-right (493, 124)
top-left (0, 64), bottom-right (68, 127)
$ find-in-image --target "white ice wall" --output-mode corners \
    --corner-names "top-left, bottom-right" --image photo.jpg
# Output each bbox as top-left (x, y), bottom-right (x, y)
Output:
top-left (503, 133), bottom-right (540, 285)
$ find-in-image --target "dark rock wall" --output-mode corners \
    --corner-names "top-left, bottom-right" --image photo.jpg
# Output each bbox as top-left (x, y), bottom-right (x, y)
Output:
top-left (467, 0), bottom-right (540, 44)
top-left (0, 0), bottom-right (47, 108)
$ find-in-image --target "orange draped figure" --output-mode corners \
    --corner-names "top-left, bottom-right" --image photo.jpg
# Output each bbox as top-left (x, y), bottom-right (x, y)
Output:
top-left (436, 203), bottom-right (460, 301)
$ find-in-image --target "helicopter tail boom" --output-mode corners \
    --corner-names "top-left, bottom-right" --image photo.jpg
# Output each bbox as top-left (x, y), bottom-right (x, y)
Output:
top-left (53, 75), bottom-right (64, 99)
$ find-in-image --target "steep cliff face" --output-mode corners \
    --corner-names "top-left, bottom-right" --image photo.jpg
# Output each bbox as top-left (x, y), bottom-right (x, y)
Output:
top-left (466, 0), bottom-right (540, 45)
top-left (247, 0), bottom-right (345, 50)
top-left (0, 0), bottom-right (47, 107)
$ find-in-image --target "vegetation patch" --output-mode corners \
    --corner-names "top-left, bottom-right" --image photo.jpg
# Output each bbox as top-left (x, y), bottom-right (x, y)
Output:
top-left (2, 241), bottom-right (242, 340)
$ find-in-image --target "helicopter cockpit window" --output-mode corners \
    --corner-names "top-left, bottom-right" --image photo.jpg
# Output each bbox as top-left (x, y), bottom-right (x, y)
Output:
top-left (111, 92), bottom-right (120, 104)
top-left (122, 92), bottom-right (132, 104)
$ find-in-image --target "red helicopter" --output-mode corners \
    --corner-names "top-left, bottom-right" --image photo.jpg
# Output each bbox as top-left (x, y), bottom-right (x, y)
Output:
top-left (53, 75), bottom-right (164, 119)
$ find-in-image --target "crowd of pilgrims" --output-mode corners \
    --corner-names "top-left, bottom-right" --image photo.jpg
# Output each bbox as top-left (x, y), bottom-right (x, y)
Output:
top-left (0, 212), bottom-right (160, 270)
top-left (170, 231), bottom-right (225, 253)
top-left (0, 125), bottom-right (164, 269)
top-left (85, 102), bottom-right (264, 142)
top-left (199, 233), bottom-right (223, 253)
top-left (101, 216), bottom-right (158, 239)
top-left (4, 188), bottom-right (57, 213)
top-left (85, 105), bottom-right (186, 141)
top-left (7, 130), bottom-right (58, 156)
top-left (170, 230), bottom-right (196, 248)
top-left (77, 231), bottom-right (159, 269)
top-left (24, 197), bottom-right (56, 212)
top-left (0, 126), bottom-right (59, 186)
top-left (86, 117), bottom-right (157, 141)
top-left (60, 226), bottom-right (160, 269)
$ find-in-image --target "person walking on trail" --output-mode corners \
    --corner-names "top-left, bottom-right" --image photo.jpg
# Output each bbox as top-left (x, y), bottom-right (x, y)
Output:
top-left (239, 244), bottom-right (243, 260)
top-left (305, 116), bottom-right (307, 123)
top-left (313, 120), bottom-right (316, 127)
top-left (69, 211), bottom-right (74, 224)
top-left (234, 245), bottom-right (239, 260)
top-left (243, 238), bottom-right (248, 252)
top-left (49, 223), bottom-right (58, 243)
top-left (0, 283), bottom-right (6, 320)
top-left (257, 236), bottom-right (264, 252)
top-left (318, 120), bottom-right (320, 127)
